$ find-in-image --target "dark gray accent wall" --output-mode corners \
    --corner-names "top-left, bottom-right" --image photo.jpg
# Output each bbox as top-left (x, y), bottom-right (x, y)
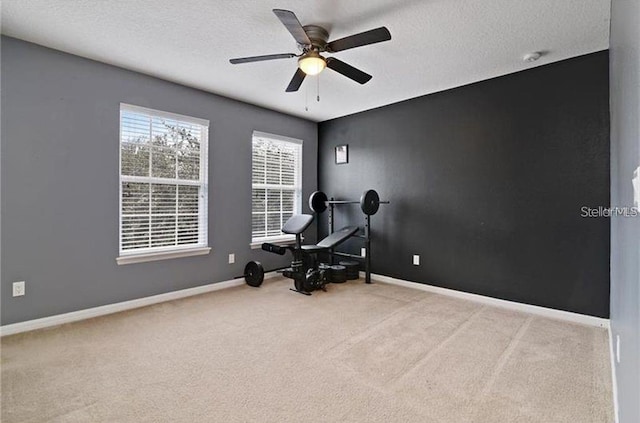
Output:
top-left (1, 37), bottom-right (317, 325)
top-left (610, 0), bottom-right (640, 421)
top-left (318, 52), bottom-right (610, 317)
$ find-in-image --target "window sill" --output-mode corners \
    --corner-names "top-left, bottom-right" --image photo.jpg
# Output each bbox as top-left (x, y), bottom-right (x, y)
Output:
top-left (250, 237), bottom-right (298, 250)
top-left (117, 247), bottom-right (211, 265)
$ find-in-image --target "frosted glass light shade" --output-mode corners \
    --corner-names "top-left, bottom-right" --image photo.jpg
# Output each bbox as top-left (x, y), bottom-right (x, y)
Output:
top-left (298, 53), bottom-right (326, 76)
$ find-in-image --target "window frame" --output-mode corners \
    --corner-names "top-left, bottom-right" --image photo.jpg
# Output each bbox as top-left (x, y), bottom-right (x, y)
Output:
top-left (250, 131), bottom-right (303, 248)
top-left (117, 103), bottom-right (210, 264)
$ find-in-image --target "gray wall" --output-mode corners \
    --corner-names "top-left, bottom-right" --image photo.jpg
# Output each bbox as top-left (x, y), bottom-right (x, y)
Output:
top-left (318, 52), bottom-right (610, 317)
top-left (1, 37), bottom-right (318, 325)
top-left (610, 1), bottom-right (640, 421)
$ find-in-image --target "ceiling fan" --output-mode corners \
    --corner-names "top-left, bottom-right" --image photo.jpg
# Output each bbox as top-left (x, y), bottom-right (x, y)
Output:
top-left (229, 9), bottom-right (391, 92)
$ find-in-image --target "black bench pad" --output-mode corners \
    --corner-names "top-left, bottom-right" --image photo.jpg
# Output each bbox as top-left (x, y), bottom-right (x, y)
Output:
top-left (282, 214), bottom-right (314, 235)
top-left (301, 226), bottom-right (359, 252)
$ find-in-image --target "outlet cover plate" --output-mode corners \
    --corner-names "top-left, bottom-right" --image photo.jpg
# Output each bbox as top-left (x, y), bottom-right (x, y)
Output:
top-left (13, 281), bottom-right (25, 297)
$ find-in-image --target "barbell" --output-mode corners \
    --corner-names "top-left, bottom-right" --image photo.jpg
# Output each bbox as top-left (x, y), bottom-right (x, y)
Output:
top-left (309, 189), bottom-right (389, 215)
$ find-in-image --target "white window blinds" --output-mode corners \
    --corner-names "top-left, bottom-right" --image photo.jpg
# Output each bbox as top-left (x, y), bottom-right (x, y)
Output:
top-left (119, 104), bottom-right (209, 256)
top-left (251, 131), bottom-right (302, 242)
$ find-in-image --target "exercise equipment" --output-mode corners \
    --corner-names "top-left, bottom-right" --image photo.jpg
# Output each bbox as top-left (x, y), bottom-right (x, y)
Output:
top-left (307, 189), bottom-right (389, 284)
top-left (309, 191), bottom-right (328, 214)
top-left (254, 213), bottom-right (358, 294)
top-left (240, 260), bottom-right (319, 290)
top-left (239, 260), bottom-right (292, 287)
top-left (339, 260), bottom-right (360, 280)
top-left (240, 215), bottom-right (317, 287)
top-left (329, 265), bottom-right (347, 283)
top-left (248, 188), bottom-right (388, 293)
top-left (243, 261), bottom-right (265, 287)
top-left (308, 189), bottom-right (389, 215)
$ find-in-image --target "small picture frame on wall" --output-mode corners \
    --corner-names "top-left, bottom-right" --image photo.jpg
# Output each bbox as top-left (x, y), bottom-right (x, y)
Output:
top-left (335, 144), bottom-right (349, 164)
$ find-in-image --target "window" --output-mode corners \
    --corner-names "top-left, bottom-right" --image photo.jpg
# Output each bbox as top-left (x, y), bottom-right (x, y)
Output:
top-left (251, 131), bottom-right (302, 245)
top-left (118, 104), bottom-right (209, 264)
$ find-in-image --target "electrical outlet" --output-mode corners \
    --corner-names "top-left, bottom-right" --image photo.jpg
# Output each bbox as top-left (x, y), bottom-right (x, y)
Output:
top-left (413, 255), bottom-right (420, 266)
top-left (13, 281), bottom-right (25, 297)
top-left (228, 253), bottom-right (235, 264)
top-left (616, 335), bottom-right (621, 364)
top-left (361, 248), bottom-right (366, 257)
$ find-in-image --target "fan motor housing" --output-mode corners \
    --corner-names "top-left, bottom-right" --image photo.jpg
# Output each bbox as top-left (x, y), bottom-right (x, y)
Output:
top-left (302, 25), bottom-right (329, 51)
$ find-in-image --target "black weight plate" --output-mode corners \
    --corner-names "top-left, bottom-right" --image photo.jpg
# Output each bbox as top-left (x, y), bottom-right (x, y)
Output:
top-left (360, 189), bottom-right (380, 215)
top-left (309, 191), bottom-right (328, 214)
top-left (330, 265), bottom-right (347, 283)
top-left (339, 260), bottom-right (360, 280)
top-left (244, 261), bottom-right (264, 287)
top-left (339, 260), bottom-right (360, 270)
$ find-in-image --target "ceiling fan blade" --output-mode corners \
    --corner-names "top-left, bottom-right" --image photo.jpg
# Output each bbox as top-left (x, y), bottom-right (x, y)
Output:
top-left (229, 53), bottom-right (296, 64)
top-left (273, 9), bottom-right (311, 46)
top-left (286, 68), bottom-right (306, 92)
top-left (327, 27), bottom-right (391, 52)
top-left (325, 58), bottom-right (372, 84)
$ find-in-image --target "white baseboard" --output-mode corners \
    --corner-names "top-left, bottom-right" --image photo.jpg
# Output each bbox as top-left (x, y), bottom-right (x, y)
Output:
top-left (0, 273), bottom-right (275, 337)
top-left (367, 273), bottom-right (609, 328)
top-left (608, 325), bottom-right (620, 423)
top-left (2, 271), bottom-right (608, 336)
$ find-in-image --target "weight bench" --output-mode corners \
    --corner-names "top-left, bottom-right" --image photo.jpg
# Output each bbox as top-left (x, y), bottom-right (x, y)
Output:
top-left (261, 214), bottom-right (358, 294)
top-left (301, 225), bottom-right (359, 253)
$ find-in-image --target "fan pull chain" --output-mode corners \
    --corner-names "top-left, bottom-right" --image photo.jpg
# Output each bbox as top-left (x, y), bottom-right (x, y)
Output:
top-left (317, 75), bottom-right (320, 102)
top-left (305, 80), bottom-right (309, 112)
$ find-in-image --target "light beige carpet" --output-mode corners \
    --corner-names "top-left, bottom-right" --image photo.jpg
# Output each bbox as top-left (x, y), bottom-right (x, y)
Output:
top-left (1, 278), bottom-right (613, 423)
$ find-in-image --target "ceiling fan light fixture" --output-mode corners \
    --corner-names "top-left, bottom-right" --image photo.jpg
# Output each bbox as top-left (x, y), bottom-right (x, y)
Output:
top-left (229, 10), bottom-right (391, 92)
top-left (298, 52), bottom-right (326, 75)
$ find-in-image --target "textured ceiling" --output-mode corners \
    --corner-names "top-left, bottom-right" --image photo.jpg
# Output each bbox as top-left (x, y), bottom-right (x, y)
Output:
top-left (1, 0), bottom-right (610, 122)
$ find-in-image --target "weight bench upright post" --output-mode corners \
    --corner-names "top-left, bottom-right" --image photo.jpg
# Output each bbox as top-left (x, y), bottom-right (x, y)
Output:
top-left (365, 214), bottom-right (371, 284)
top-left (329, 197), bottom-right (335, 265)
